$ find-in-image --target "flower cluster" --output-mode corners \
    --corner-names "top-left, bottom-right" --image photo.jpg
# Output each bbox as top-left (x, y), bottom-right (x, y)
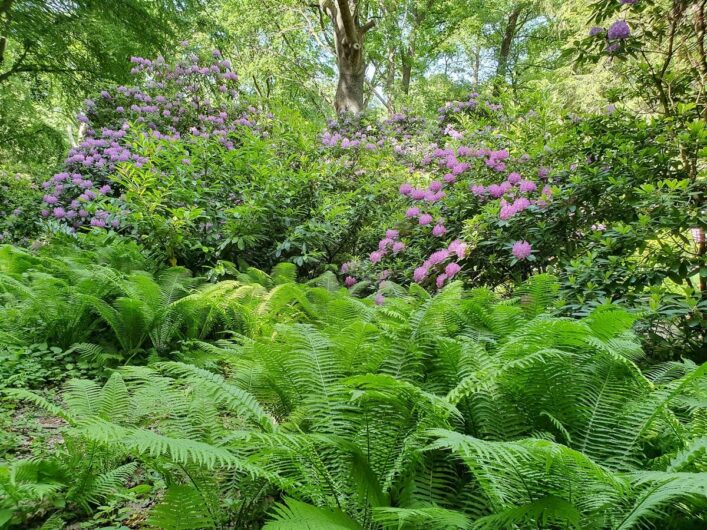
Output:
top-left (322, 92), bottom-right (560, 293)
top-left (320, 110), bottom-right (430, 155)
top-left (40, 48), bottom-right (267, 231)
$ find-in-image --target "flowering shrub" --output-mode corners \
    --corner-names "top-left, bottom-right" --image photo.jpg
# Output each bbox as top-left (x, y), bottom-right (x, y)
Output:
top-left (31, 51), bottom-right (398, 271)
top-left (324, 91), bottom-right (705, 360)
top-left (39, 46), bottom-right (251, 233)
top-left (328, 93), bottom-right (559, 300)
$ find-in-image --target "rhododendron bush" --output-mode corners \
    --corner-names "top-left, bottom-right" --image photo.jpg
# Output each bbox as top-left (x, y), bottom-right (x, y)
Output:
top-left (323, 94), bottom-right (705, 359)
top-left (34, 50), bottom-right (398, 270)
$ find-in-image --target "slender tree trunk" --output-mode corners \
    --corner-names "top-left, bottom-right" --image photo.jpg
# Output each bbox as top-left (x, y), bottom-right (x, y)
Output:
top-left (472, 47), bottom-right (480, 85)
top-left (321, 0), bottom-right (375, 114)
top-left (496, 6), bottom-right (522, 83)
top-left (0, 0), bottom-right (15, 67)
top-left (401, 64), bottom-right (411, 95)
top-left (400, 45), bottom-right (413, 95)
top-left (385, 48), bottom-right (395, 94)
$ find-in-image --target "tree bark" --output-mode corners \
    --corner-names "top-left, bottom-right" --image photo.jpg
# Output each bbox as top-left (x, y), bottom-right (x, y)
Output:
top-left (400, 47), bottom-right (412, 95)
top-left (496, 6), bottom-right (522, 83)
top-left (321, 0), bottom-right (375, 114)
top-left (0, 0), bottom-right (15, 67)
top-left (472, 46), bottom-right (480, 85)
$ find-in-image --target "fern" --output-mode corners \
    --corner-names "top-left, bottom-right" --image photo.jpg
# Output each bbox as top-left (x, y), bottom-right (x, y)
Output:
top-left (264, 497), bottom-right (362, 529)
top-left (147, 485), bottom-right (217, 529)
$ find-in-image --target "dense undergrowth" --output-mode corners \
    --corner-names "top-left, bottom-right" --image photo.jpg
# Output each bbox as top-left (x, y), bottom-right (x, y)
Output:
top-left (1, 3), bottom-right (706, 526)
top-left (1, 238), bottom-right (705, 529)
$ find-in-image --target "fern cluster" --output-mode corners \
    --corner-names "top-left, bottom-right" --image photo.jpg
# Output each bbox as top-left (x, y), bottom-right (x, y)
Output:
top-left (0, 238), bottom-right (307, 378)
top-left (2, 267), bottom-right (705, 528)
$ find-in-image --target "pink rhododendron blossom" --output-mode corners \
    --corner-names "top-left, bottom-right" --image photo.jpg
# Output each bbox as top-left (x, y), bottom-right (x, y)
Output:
top-left (432, 224), bottom-right (447, 237)
top-left (419, 214), bottom-right (433, 225)
top-left (471, 184), bottom-right (486, 196)
top-left (445, 262), bottom-right (461, 277)
top-left (436, 274), bottom-right (448, 288)
top-left (379, 238), bottom-right (393, 250)
top-left (488, 184), bottom-right (504, 198)
top-left (406, 207), bottom-right (420, 218)
top-left (413, 266), bottom-right (429, 283)
top-left (344, 276), bottom-right (357, 287)
top-left (512, 240), bottom-right (532, 260)
top-left (448, 240), bottom-right (467, 259)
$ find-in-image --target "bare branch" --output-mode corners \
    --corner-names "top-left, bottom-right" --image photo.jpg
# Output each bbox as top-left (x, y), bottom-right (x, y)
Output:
top-left (360, 18), bottom-right (375, 34)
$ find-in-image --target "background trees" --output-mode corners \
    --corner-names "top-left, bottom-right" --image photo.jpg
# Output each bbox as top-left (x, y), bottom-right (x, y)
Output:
top-left (0, 0), bottom-right (203, 168)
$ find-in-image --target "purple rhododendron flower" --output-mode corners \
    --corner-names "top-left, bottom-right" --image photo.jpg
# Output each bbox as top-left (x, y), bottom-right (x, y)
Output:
top-left (406, 207), bottom-right (420, 218)
top-left (429, 181), bottom-right (443, 193)
top-left (374, 293), bottom-right (385, 306)
top-left (436, 274), bottom-right (448, 288)
top-left (444, 173), bottom-right (457, 184)
top-left (379, 238), bottom-right (393, 251)
top-left (589, 26), bottom-right (605, 36)
top-left (411, 189), bottom-right (427, 200)
top-left (519, 180), bottom-right (537, 193)
top-left (512, 240), bottom-right (533, 261)
top-left (419, 214), bottom-right (433, 225)
top-left (508, 172), bottom-right (522, 184)
top-left (432, 224), bottom-right (447, 237)
top-left (370, 251), bottom-right (384, 264)
top-left (445, 262), bottom-right (461, 277)
top-left (608, 20), bottom-right (630, 40)
top-left (344, 276), bottom-right (357, 287)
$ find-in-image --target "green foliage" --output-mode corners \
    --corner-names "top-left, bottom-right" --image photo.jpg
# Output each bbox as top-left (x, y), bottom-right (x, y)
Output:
top-left (0, 170), bottom-right (44, 245)
top-left (2, 271), bottom-right (705, 528)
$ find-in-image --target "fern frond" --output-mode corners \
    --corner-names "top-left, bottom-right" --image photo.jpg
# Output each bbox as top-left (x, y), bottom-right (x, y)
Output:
top-left (264, 497), bottom-right (362, 529)
top-left (147, 485), bottom-right (216, 529)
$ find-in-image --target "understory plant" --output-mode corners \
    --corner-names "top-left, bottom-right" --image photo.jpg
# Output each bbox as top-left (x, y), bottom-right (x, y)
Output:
top-left (2, 272), bottom-right (705, 529)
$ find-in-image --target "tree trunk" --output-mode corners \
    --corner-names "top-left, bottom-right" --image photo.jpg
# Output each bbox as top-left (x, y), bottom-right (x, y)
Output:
top-left (401, 63), bottom-right (411, 95)
top-left (335, 62), bottom-right (364, 113)
top-left (321, 0), bottom-right (375, 114)
top-left (400, 45), bottom-right (413, 95)
top-left (496, 6), bottom-right (522, 82)
top-left (472, 47), bottom-right (480, 85)
top-left (0, 0), bottom-right (15, 67)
